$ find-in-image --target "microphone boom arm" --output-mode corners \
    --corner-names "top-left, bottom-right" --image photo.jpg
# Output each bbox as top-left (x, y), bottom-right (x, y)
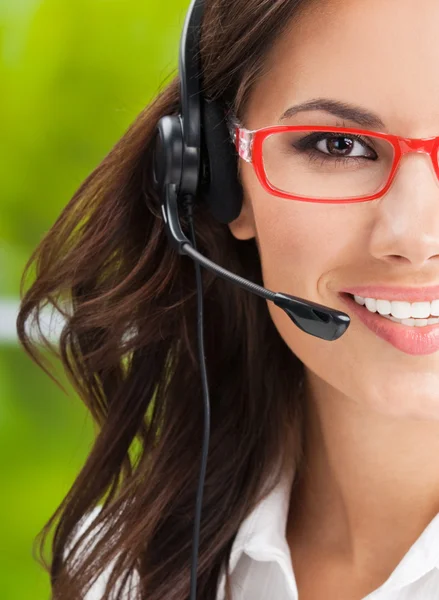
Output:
top-left (161, 183), bottom-right (350, 341)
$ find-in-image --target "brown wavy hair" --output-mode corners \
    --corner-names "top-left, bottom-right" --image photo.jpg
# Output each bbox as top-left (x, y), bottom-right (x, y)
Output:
top-left (16, 0), bottom-right (309, 598)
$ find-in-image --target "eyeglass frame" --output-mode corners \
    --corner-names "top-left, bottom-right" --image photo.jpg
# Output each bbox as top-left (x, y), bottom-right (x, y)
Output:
top-left (227, 119), bottom-right (439, 204)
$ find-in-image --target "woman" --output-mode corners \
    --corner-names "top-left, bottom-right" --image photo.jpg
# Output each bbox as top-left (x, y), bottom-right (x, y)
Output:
top-left (17, 0), bottom-right (439, 598)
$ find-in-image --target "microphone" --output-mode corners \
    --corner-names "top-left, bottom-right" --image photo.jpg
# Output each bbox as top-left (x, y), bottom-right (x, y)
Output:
top-left (161, 183), bottom-right (351, 342)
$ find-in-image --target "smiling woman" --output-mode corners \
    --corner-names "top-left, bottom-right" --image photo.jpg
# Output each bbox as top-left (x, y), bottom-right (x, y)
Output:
top-left (15, 0), bottom-right (439, 599)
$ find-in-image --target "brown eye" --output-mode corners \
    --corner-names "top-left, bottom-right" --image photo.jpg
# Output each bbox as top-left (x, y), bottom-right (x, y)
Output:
top-left (316, 135), bottom-right (376, 159)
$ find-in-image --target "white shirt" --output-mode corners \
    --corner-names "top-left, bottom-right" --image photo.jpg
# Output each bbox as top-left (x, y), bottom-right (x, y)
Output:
top-left (216, 467), bottom-right (439, 599)
top-left (80, 469), bottom-right (439, 599)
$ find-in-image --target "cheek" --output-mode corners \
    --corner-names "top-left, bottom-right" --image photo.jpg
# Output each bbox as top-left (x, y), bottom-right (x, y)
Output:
top-left (247, 174), bottom-right (356, 380)
top-left (246, 170), bottom-right (439, 420)
top-left (249, 181), bottom-right (356, 297)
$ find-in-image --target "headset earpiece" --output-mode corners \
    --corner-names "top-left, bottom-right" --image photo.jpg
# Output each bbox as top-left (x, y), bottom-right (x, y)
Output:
top-left (200, 97), bottom-right (243, 224)
top-left (152, 115), bottom-right (184, 194)
top-left (153, 101), bottom-right (243, 226)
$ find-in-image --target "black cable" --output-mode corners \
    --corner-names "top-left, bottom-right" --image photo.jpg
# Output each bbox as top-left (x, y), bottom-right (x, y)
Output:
top-left (185, 198), bottom-right (211, 600)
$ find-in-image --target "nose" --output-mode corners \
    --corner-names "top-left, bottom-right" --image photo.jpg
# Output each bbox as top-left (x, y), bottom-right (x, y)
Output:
top-left (368, 151), bottom-right (439, 269)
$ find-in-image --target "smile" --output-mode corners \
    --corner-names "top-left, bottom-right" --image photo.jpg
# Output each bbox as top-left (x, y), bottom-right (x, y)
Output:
top-left (340, 293), bottom-right (439, 355)
top-left (352, 295), bottom-right (439, 327)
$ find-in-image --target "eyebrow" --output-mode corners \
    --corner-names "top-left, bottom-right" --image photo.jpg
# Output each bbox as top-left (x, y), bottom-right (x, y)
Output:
top-left (279, 98), bottom-right (385, 129)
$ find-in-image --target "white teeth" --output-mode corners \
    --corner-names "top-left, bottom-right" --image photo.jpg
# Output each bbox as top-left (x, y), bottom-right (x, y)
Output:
top-left (382, 315), bottom-right (439, 327)
top-left (410, 302), bottom-right (431, 319)
top-left (390, 301), bottom-right (412, 319)
top-left (376, 299), bottom-right (391, 315)
top-left (352, 295), bottom-right (439, 323)
top-left (364, 298), bottom-right (376, 312)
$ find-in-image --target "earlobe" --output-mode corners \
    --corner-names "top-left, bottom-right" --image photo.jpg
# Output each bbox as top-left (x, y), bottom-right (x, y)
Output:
top-left (227, 193), bottom-right (257, 240)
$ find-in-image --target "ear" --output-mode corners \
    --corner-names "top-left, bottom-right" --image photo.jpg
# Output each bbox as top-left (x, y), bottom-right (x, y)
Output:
top-left (228, 189), bottom-right (257, 240)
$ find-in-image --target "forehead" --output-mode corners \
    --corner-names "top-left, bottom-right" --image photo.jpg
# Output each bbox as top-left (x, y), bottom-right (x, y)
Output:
top-left (246, 0), bottom-right (439, 137)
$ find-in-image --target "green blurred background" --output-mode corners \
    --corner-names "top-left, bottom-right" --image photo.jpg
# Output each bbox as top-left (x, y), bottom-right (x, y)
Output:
top-left (1, 1), bottom-right (187, 597)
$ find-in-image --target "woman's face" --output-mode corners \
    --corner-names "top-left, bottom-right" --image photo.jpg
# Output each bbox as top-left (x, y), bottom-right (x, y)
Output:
top-left (229, 0), bottom-right (439, 419)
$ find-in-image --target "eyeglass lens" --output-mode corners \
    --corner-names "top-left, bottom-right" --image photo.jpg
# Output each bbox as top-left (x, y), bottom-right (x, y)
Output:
top-left (262, 129), bottom-right (402, 200)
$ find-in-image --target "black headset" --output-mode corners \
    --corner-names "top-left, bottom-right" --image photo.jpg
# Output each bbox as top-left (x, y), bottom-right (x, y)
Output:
top-left (152, 0), bottom-right (351, 597)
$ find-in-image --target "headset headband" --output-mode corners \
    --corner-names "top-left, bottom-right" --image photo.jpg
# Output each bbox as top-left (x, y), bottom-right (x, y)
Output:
top-left (180, 0), bottom-right (202, 150)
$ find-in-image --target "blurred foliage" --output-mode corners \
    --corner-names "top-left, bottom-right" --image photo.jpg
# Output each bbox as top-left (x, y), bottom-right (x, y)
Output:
top-left (0, 0), bottom-right (188, 597)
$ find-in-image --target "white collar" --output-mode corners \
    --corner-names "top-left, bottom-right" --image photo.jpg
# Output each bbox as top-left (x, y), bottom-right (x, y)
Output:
top-left (216, 466), bottom-right (298, 600)
top-left (216, 467), bottom-right (439, 600)
top-left (372, 509), bottom-right (439, 593)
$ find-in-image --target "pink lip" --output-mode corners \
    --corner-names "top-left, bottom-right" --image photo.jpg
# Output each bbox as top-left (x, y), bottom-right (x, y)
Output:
top-left (341, 285), bottom-right (439, 303)
top-left (340, 293), bottom-right (439, 355)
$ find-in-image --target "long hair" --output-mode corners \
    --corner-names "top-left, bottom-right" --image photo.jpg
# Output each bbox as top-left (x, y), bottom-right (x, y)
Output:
top-left (16, 0), bottom-right (309, 598)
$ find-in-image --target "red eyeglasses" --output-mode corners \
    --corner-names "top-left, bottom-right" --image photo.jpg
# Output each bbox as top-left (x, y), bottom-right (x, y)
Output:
top-left (230, 123), bottom-right (439, 204)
